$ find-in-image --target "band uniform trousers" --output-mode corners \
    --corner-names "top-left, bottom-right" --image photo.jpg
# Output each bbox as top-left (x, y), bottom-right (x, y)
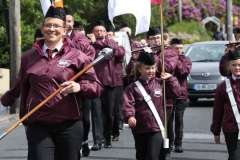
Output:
top-left (101, 86), bottom-right (120, 144)
top-left (174, 99), bottom-right (187, 146)
top-left (27, 120), bottom-right (83, 160)
top-left (167, 106), bottom-right (174, 151)
top-left (224, 132), bottom-right (240, 160)
top-left (82, 98), bottom-right (103, 145)
top-left (112, 86), bottom-right (123, 137)
top-left (133, 132), bottom-right (166, 160)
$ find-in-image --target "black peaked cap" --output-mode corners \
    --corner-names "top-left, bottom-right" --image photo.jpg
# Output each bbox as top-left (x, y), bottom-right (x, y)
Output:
top-left (64, 7), bottom-right (73, 15)
top-left (93, 20), bottom-right (105, 28)
top-left (106, 26), bottom-right (115, 32)
top-left (157, 26), bottom-right (168, 33)
top-left (147, 27), bottom-right (160, 38)
top-left (228, 48), bottom-right (240, 61)
top-left (73, 21), bottom-right (84, 29)
top-left (45, 6), bottom-right (66, 21)
top-left (170, 38), bottom-right (183, 45)
top-left (137, 51), bottom-right (156, 66)
top-left (120, 23), bottom-right (129, 28)
top-left (34, 28), bottom-right (43, 39)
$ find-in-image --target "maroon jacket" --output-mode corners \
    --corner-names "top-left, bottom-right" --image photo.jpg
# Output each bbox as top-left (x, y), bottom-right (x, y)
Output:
top-left (20, 39), bottom-right (103, 125)
top-left (211, 77), bottom-right (240, 135)
top-left (219, 53), bottom-right (231, 77)
top-left (0, 77), bottom-right (20, 106)
top-left (174, 55), bottom-right (192, 99)
top-left (157, 48), bottom-right (178, 107)
top-left (92, 39), bottom-right (125, 87)
top-left (131, 40), bottom-right (141, 50)
top-left (1, 32), bottom-right (96, 107)
top-left (68, 30), bottom-right (96, 61)
top-left (123, 76), bottom-right (181, 134)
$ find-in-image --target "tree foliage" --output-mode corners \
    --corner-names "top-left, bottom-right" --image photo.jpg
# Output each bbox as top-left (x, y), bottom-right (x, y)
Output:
top-left (0, 0), bottom-right (239, 68)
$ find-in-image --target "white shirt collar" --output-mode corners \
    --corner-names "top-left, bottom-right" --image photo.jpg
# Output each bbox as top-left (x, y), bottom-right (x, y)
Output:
top-left (232, 74), bottom-right (240, 81)
top-left (42, 43), bottom-right (63, 58)
top-left (67, 30), bottom-right (72, 37)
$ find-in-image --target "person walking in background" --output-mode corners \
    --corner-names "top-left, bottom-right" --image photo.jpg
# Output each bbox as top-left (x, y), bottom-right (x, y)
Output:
top-left (212, 28), bottom-right (225, 41)
top-left (87, 20), bottom-right (125, 148)
top-left (211, 48), bottom-right (240, 160)
top-left (170, 38), bottom-right (192, 153)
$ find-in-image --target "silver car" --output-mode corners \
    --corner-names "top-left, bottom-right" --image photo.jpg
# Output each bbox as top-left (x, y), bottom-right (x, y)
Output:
top-left (185, 41), bottom-right (229, 102)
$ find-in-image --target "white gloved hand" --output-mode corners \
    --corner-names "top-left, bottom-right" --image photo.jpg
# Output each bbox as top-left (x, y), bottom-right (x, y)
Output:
top-left (1, 104), bottom-right (10, 116)
top-left (102, 48), bottom-right (113, 60)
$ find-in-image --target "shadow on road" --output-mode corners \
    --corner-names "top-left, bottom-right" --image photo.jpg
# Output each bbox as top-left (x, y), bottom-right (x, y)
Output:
top-left (187, 98), bottom-right (214, 107)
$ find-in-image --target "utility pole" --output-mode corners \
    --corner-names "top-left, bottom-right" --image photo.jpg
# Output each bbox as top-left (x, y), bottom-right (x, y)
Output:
top-left (9, 0), bottom-right (21, 114)
top-left (178, 0), bottom-right (182, 23)
top-left (226, 0), bottom-right (233, 41)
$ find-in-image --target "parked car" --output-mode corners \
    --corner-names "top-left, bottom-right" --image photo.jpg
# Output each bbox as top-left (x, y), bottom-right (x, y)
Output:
top-left (185, 41), bottom-right (229, 102)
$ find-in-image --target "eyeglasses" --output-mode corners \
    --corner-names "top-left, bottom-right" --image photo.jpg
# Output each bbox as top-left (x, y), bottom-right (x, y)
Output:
top-left (44, 24), bottom-right (63, 30)
top-left (148, 36), bottom-right (160, 41)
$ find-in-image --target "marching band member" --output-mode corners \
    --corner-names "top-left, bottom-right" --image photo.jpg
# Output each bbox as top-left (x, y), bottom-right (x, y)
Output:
top-left (19, 6), bottom-right (103, 160)
top-left (64, 7), bottom-right (96, 61)
top-left (170, 38), bottom-right (192, 153)
top-left (122, 48), bottom-right (181, 160)
top-left (87, 20), bottom-right (125, 148)
top-left (106, 26), bottom-right (115, 40)
top-left (73, 20), bottom-right (85, 35)
top-left (211, 48), bottom-right (240, 160)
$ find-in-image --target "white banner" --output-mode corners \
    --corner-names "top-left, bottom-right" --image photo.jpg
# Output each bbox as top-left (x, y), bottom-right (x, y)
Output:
top-left (108, 0), bottom-right (151, 35)
top-left (40, 0), bottom-right (51, 16)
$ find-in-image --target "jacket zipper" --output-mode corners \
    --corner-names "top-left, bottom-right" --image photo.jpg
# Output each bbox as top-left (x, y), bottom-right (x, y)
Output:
top-left (74, 94), bottom-right (80, 116)
top-left (27, 98), bottom-right (33, 120)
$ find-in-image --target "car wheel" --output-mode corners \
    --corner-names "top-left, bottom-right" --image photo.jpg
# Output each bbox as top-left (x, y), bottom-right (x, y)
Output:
top-left (189, 98), bottom-right (198, 102)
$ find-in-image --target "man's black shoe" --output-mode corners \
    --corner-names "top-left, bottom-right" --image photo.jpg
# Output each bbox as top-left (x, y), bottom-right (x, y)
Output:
top-left (175, 146), bottom-right (183, 153)
top-left (112, 136), bottom-right (119, 141)
top-left (104, 142), bottom-right (112, 148)
top-left (91, 144), bottom-right (101, 151)
top-left (82, 143), bottom-right (90, 157)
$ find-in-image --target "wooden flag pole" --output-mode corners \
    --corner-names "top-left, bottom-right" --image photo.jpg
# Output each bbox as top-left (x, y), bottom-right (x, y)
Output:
top-left (159, 3), bottom-right (168, 144)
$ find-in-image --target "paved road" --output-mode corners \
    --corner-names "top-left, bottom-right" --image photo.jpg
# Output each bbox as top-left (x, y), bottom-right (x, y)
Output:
top-left (0, 99), bottom-right (228, 160)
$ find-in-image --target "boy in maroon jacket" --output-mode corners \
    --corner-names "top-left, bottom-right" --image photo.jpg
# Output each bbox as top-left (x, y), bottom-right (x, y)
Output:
top-left (170, 38), bottom-right (192, 153)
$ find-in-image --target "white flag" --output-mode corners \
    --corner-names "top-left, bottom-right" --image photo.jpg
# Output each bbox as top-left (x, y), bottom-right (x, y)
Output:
top-left (108, 0), bottom-right (151, 35)
top-left (40, 0), bottom-right (51, 16)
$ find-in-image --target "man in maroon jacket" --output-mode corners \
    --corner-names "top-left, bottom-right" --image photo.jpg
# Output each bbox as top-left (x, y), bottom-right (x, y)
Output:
top-left (64, 7), bottom-right (95, 61)
top-left (170, 38), bottom-right (192, 153)
top-left (87, 20), bottom-right (125, 148)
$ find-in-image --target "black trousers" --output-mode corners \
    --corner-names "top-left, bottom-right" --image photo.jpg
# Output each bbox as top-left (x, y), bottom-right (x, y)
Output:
top-left (27, 120), bottom-right (83, 160)
top-left (112, 86), bottom-right (123, 137)
top-left (167, 107), bottom-right (174, 151)
top-left (224, 132), bottom-right (240, 160)
top-left (82, 99), bottom-right (91, 142)
top-left (174, 99), bottom-right (186, 146)
top-left (133, 132), bottom-right (166, 160)
top-left (82, 98), bottom-right (103, 144)
top-left (101, 86), bottom-right (119, 143)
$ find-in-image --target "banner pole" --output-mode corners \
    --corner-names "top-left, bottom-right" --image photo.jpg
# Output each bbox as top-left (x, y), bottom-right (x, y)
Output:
top-left (159, 3), bottom-right (168, 144)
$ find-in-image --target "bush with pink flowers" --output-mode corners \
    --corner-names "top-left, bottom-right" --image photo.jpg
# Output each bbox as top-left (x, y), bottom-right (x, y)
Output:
top-left (163, 0), bottom-right (240, 27)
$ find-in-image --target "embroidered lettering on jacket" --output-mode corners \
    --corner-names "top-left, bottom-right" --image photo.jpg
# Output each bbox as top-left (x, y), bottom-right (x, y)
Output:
top-left (57, 60), bottom-right (71, 67)
top-left (153, 88), bottom-right (162, 97)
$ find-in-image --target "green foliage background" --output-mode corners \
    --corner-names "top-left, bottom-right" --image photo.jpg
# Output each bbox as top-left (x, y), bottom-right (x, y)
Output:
top-left (0, 0), bottom-right (239, 68)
